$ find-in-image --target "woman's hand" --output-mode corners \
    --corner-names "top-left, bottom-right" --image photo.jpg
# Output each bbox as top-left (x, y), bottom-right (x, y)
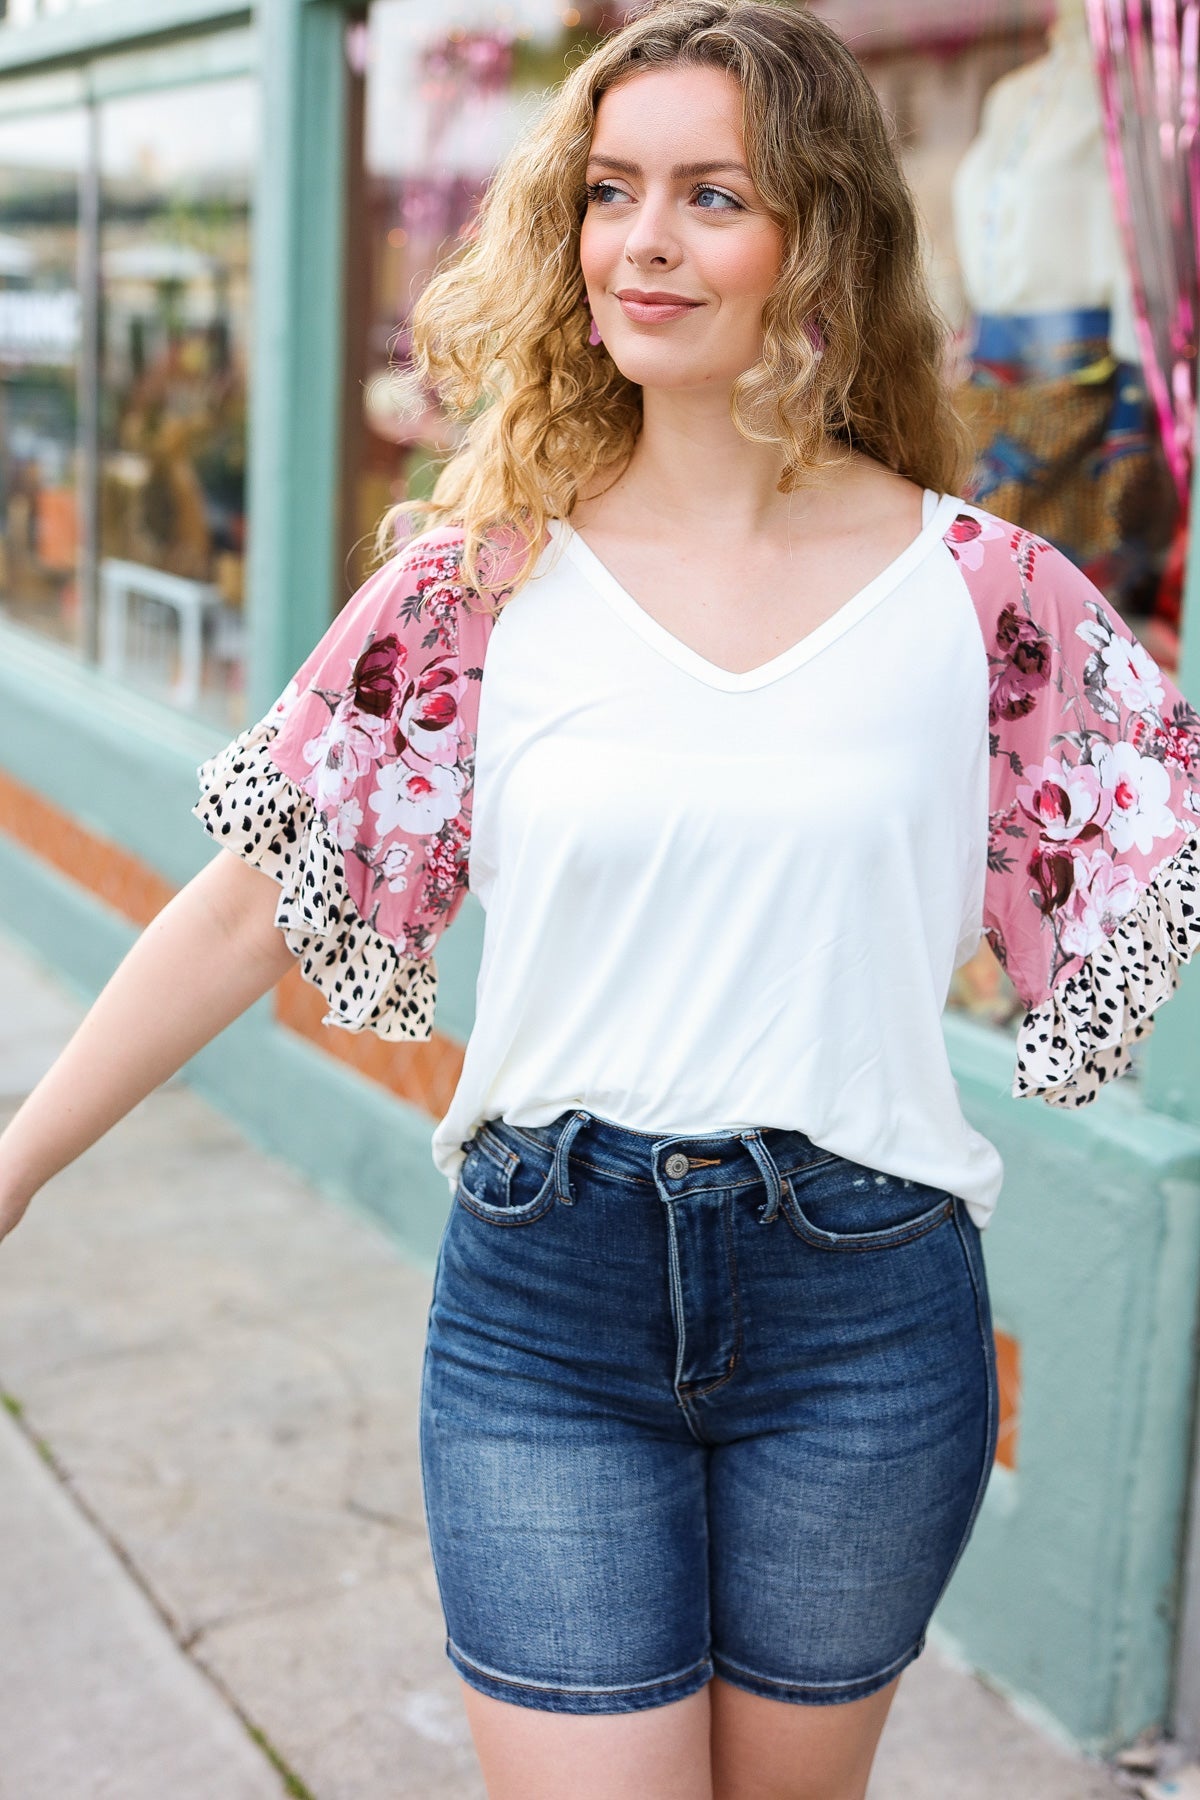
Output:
top-left (0, 852), bottom-right (297, 1251)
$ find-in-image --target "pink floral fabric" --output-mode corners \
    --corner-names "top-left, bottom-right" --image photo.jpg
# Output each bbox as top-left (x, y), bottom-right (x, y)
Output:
top-left (263, 529), bottom-right (498, 959)
top-left (945, 502), bottom-right (1200, 1102)
top-left (191, 527), bottom-right (507, 1040)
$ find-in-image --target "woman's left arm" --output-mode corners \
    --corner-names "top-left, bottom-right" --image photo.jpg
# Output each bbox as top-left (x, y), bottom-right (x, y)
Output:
top-left (963, 517), bottom-right (1200, 1106)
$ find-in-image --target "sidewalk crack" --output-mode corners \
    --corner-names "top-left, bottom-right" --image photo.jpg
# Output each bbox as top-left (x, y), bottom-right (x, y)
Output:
top-left (1, 1386), bottom-right (319, 1800)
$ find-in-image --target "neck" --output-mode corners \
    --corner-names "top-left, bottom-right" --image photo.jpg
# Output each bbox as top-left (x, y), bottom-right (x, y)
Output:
top-left (608, 385), bottom-right (837, 537)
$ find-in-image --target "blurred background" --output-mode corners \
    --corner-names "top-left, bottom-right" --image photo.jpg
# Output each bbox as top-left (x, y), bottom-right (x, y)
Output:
top-left (0, 0), bottom-right (1198, 1775)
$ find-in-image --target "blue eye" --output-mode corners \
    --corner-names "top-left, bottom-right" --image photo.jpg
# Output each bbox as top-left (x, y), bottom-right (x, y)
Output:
top-left (694, 185), bottom-right (743, 211)
top-left (584, 181), bottom-right (624, 205)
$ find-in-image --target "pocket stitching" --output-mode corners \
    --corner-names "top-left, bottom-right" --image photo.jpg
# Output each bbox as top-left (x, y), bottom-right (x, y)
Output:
top-left (780, 1173), bottom-right (955, 1253)
top-left (455, 1161), bottom-right (557, 1227)
top-left (780, 1150), bottom-right (841, 1177)
top-left (473, 1122), bottom-right (518, 1173)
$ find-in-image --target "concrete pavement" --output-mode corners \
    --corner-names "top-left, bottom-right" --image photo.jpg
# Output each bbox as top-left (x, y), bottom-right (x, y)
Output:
top-left (0, 921), bottom-right (1145, 1798)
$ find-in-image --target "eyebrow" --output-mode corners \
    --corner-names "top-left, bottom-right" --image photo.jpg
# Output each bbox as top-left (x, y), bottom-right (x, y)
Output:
top-left (584, 155), bottom-right (753, 181)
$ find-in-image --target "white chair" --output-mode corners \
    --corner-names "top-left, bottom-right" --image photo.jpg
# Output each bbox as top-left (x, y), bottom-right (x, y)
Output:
top-left (99, 557), bottom-right (226, 710)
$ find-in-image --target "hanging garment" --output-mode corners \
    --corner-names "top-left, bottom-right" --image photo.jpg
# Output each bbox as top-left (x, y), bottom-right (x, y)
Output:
top-left (955, 305), bottom-right (1178, 622)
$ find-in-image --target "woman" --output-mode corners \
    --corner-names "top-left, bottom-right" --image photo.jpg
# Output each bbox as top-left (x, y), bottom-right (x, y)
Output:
top-left (2, 4), bottom-right (1197, 1796)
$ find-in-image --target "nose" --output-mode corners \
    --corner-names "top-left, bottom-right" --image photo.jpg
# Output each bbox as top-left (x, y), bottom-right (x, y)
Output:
top-left (620, 191), bottom-right (681, 271)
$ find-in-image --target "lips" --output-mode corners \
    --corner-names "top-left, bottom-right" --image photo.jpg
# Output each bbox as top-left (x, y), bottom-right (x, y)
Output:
top-left (616, 290), bottom-right (700, 304)
top-left (614, 291), bottom-right (704, 324)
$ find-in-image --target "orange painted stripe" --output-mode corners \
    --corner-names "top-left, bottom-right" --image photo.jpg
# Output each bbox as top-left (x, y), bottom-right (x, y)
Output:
top-left (0, 765), bottom-right (174, 927)
top-left (274, 964), bottom-right (465, 1116)
top-left (0, 767), bottom-right (465, 1116)
top-left (994, 1328), bottom-right (1020, 1470)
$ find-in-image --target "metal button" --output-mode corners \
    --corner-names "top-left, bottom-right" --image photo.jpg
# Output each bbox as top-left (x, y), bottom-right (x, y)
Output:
top-left (664, 1152), bottom-right (690, 1179)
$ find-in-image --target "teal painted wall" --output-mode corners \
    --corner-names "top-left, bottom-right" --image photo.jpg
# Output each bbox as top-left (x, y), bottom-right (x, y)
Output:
top-left (245, 0), bottom-right (354, 714)
top-left (1142, 427), bottom-right (1200, 1130)
top-left (939, 1017), bottom-right (1200, 1754)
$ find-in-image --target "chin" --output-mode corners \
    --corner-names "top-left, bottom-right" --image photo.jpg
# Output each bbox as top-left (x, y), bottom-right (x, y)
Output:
top-left (604, 344), bottom-right (730, 389)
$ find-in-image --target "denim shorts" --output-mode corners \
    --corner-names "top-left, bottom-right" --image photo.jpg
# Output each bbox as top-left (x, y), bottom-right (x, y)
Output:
top-left (419, 1109), bottom-right (999, 1716)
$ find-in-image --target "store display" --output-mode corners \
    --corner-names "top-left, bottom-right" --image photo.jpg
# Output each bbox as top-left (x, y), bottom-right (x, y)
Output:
top-left (950, 0), bottom-right (1178, 635)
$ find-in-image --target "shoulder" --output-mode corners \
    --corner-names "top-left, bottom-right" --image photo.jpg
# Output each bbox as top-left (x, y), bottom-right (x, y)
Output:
top-left (304, 524), bottom-right (507, 688)
top-left (937, 498), bottom-right (1114, 653)
top-left (264, 523), bottom-right (497, 771)
top-left (938, 497), bottom-right (1025, 591)
top-left (373, 519), bottom-right (543, 614)
top-left (363, 524), bottom-right (470, 608)
top-left (937, 498), bottom-right (1177, 742)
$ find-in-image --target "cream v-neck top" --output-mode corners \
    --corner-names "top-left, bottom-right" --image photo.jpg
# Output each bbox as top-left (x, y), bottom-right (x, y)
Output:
top-left (430, 488), bottom-right (1006, 1229)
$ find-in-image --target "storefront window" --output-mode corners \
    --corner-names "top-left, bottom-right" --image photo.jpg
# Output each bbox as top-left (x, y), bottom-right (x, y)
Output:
top-left (0, 107), bottom-right (86, 656)
top-left (97, 77), bottom-right (255, 727)
top-left (0, 64), bottom-right (254, 729)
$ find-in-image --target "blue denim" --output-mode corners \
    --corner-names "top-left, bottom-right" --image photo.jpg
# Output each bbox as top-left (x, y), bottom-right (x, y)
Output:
top-left (419, 1109), bottom-right (999, 1715)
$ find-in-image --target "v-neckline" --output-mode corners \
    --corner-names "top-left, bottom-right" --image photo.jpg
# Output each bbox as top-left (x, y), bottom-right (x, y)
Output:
top-left (548, 488), bottom-right (959, 693)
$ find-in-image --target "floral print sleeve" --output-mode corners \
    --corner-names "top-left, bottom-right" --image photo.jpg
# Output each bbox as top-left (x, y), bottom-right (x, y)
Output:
top-left (946, 503), bottom-right (1200, 1105)
top-left (191, 527), bottom-right (495, 1041)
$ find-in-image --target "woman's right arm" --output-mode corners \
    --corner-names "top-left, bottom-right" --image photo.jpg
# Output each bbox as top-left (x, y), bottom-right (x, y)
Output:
top-left (0, 528), bottom-right (481, 1245)
top-left (0, 850), bottom-right (298, 1244)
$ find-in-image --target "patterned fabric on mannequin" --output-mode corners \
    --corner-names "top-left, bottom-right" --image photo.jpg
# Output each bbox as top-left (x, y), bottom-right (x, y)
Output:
top-left (954, 304), bottom-right (1178, 623)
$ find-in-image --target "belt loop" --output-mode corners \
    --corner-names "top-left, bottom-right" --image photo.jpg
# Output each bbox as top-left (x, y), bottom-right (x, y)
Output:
top-left (739, 1128), bottom-right (783, 1226)
top-left (553, 1110), bottom-right (592, 1206)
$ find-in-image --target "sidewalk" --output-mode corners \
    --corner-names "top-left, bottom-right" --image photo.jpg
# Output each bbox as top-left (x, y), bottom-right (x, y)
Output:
top-left (0, 922), bottom-right (1137, 1800)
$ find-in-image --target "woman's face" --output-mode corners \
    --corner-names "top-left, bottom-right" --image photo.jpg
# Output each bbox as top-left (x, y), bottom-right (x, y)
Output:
top-left (578, 64), bottom-right (786, 392)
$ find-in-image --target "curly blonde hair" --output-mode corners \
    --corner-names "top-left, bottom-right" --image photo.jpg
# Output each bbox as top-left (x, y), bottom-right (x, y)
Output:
top-left (375, 0), bottom-right (976, 605)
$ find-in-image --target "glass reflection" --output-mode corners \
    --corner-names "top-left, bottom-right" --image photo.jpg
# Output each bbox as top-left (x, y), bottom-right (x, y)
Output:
top-left (0, 108), bottom-right (86, 655)
top-left (98, 77), bottom-right (255, 727)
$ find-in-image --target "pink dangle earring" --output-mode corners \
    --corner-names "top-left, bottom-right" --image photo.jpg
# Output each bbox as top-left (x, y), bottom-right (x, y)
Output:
top-left (584, 297), bottom-right (602, 347)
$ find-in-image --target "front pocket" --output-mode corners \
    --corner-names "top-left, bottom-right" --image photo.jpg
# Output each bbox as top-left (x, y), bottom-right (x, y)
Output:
top-left (780, 1159), bottom-right (956, 1253)
top-left (455, 1124), bottom-right (558, 1227)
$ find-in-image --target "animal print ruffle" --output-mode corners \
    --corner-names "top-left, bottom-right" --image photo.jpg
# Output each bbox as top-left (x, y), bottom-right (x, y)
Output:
top-left (1014, 826), bottom-right (1200, 1105)
top-left (192, 717), bottom-right (439, 1041)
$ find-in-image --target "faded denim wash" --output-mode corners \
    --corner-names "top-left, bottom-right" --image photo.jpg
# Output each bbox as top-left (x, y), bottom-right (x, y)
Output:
top-left (419, 1108), bottom-right (999, 1715)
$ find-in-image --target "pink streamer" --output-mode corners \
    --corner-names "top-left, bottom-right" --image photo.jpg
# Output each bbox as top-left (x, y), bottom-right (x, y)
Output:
top-left (1086, 0), bottom-right (1199, 509)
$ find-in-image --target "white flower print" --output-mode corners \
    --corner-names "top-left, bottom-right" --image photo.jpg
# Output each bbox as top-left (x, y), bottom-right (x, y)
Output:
top-left (330, 795), bottom-right (362, 852)
top-left (1075, 618), bottom-right (1110, 652)
top-left (369, 758), bottom-right (464, 836)
top-left (1016, 756), bottom-right (1107, 842)
top-left (1094, 740), bottom-right (1178, 856)
top-left (1100, 635), bottom-right (1165, 713)
top-left (1058, 845), bottom-right (1141, 958)
top-left (380, 840), bottom-right (413, 894)
top-left (300, 699), bottom-right (390, 813)
top-left (945, 512), bottom-right (1007, 572)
